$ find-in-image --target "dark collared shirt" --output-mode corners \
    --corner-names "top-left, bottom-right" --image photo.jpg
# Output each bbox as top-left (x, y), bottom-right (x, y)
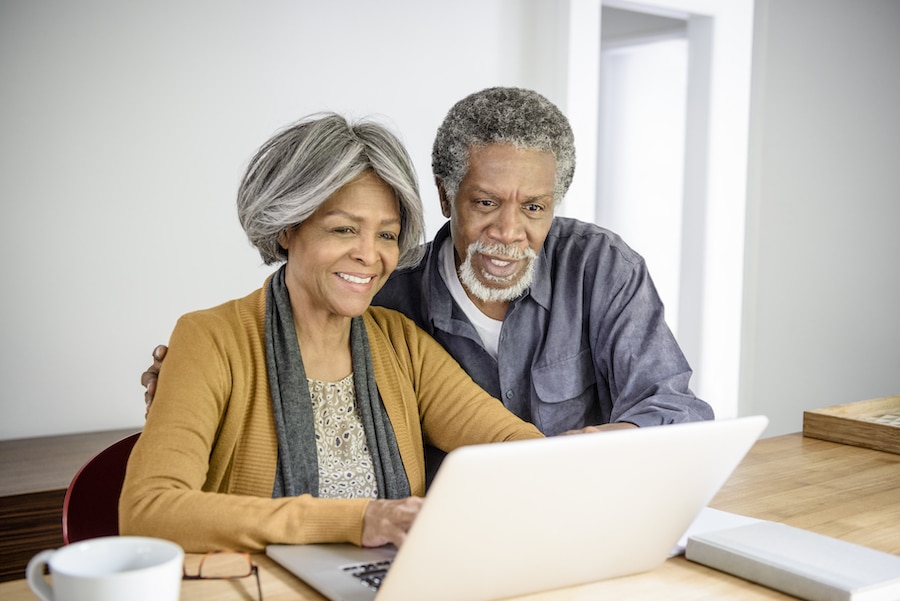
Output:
top-left (374, 218), bottom-right (713, 436)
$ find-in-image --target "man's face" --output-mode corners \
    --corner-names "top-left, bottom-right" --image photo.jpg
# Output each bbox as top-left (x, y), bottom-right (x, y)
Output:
top-left (441, 144), bottom-right (556, 312)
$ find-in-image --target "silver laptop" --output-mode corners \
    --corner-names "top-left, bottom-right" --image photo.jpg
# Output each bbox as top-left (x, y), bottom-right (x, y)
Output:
top-left (267, 415), bottom-right (768, 601)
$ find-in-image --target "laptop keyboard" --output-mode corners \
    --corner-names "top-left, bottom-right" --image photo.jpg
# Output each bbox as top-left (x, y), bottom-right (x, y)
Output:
top-left (343, 559), bottom-right (393, 591)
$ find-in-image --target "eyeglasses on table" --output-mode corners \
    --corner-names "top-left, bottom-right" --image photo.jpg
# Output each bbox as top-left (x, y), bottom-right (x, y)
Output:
top-left (183, 550), bottom-right (263, 601)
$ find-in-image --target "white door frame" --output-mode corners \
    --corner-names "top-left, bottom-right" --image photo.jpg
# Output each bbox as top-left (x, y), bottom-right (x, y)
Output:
top-left (558, 0), bottom-right (755, 419)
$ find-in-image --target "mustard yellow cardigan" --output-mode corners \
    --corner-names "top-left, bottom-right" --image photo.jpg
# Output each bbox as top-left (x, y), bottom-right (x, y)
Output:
top-left (119, 285), bottom-right (542, 552)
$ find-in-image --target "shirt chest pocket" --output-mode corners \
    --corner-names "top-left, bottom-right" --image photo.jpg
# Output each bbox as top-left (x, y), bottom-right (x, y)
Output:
top-left (531, 347), bottom-right (597, 404)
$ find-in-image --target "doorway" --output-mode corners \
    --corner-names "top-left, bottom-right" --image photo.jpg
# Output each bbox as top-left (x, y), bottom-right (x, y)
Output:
top-left (559, 0), bottom-right (755, 418)
top-left (597, 7), bottom-right (689, 336)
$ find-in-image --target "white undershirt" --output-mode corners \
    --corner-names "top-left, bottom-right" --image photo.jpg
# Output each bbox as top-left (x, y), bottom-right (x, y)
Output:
top-left (438, 238), bottom-right (503, 359)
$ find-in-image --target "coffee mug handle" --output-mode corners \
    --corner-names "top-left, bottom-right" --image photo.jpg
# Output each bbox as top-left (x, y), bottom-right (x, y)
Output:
top-left (26, 549), bottom-right (57, 601)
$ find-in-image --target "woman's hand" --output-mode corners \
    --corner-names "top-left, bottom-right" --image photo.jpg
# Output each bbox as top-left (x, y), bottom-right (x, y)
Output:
top-left (362, 497), bottom-right (425, 548)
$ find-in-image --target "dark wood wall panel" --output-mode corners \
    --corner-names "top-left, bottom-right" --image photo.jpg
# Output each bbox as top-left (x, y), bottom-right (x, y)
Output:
top-left (0, 490), bottom-right (65, 582)
top-left (0, 428), bottom-right (139, 583)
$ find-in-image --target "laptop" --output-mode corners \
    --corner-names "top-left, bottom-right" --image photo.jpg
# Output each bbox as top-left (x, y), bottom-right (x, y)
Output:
top-left (267, 415), bottom-right (768, 601)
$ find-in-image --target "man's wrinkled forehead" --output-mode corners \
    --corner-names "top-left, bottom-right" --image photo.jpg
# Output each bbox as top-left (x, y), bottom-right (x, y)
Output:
top-left (462, 143), bottom-right (557, 189)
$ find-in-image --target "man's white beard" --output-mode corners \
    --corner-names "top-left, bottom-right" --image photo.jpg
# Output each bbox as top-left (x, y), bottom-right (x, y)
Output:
top-left (457, 241), bottom-right (537, 304)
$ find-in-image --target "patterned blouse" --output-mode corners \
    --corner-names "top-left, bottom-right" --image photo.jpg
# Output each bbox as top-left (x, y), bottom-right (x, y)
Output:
top-left (307, 374), bottom-right (377, 499)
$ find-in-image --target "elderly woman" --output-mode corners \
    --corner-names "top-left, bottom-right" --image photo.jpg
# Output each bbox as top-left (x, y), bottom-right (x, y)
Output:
top-left (119, 113), bottom-right (543, 553)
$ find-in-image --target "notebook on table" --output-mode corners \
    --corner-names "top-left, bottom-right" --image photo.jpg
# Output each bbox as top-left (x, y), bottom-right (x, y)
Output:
top-left (267, 415), bottom-right (769, 601)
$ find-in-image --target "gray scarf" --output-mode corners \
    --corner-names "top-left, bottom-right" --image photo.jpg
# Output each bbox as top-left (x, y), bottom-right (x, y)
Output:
top-left (266, 265), bottom-right (410, 499)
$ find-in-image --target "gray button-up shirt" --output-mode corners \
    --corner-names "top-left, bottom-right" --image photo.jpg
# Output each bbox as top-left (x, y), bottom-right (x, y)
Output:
top-left (374, 218), bottom-right (713, 436)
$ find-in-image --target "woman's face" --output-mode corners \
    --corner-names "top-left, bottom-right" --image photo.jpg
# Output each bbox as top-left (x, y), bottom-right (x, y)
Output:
top-left (281, 171), bottom-right (401, 321)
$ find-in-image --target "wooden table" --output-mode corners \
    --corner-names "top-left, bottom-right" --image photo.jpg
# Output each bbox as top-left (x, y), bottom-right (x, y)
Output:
top-left (3, 433), bottom-right (899, 600)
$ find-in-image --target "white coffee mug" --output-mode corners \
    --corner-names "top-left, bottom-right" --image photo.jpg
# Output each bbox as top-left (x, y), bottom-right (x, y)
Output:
top-left (26, 536), bottom-right (184, 601)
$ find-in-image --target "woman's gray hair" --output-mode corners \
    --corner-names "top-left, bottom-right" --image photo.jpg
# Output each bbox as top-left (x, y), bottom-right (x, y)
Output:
top-left (432, 87), bottom-right (576, 205)
top-left (237, 113), bottom-right (425, 267)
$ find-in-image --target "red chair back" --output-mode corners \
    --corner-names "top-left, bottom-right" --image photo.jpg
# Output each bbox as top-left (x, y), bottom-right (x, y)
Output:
top-left (62, 432), bottom-right (141, 544)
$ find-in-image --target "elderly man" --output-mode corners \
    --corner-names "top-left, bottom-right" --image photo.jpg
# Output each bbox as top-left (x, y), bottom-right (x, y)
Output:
top-left (143, 87), bottom-right (712, 475)
top-left (371, 87), bottom-right (712, 476)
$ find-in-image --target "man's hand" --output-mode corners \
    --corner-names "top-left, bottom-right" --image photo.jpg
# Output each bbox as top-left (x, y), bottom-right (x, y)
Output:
top-left (140, 345), bottom-right (167, 417)
top-left (362, 497), bottom-right (424, 548)
top-left (560, 422), bottom-right (638, 435)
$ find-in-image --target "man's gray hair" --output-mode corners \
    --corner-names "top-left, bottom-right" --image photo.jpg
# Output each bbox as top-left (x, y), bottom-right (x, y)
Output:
top-left (432, 87), bottom-right (576, 204)
top-left (237, 113), bottom-right (425, 267)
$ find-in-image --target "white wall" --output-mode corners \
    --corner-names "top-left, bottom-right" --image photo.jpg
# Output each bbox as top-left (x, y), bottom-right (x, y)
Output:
top-left (741, 0), bottom-right (900, 435)
top-left (0, 0), bottom-right (569, 440)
